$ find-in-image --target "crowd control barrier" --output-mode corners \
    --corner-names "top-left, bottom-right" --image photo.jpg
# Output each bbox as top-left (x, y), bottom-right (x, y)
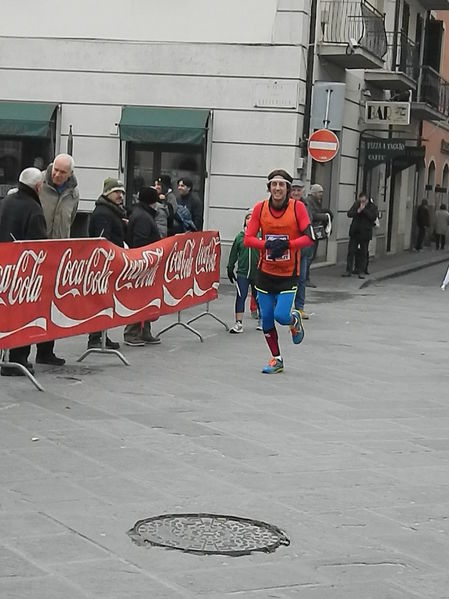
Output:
top-left (0, 231), bottom-right (221, 390)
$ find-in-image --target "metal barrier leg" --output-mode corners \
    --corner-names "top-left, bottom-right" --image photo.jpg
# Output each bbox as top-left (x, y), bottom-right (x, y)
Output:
top-left (157, 311), bottom-right (203, 342)
top-left (77, 331), bottom-right (130, 365)
top-left (1, 350), bottom-right (45, 392)
top-left (186, 302), bottom-right (229, 331)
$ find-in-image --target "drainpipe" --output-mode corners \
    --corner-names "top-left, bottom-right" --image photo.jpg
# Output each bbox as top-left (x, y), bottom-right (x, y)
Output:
top-left (301, 0), bottom-right (318, 158)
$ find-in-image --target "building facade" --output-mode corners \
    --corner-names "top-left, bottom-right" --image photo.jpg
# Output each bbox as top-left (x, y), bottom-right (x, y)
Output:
top-left (1, 0), bottom-right (448, 267)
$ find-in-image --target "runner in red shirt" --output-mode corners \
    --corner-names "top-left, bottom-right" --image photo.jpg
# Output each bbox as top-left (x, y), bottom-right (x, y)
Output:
top-left (244, 169), bottom-right (314, 373)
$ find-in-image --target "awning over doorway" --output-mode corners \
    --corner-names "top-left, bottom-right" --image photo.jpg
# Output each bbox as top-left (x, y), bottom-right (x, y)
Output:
top-left (119, 106), bottom-right (209, 145)
top-left (0, 102), bottom-right (58, 137)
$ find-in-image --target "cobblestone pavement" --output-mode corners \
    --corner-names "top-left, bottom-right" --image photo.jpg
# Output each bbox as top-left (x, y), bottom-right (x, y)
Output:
top-left (1, 257), bottom-right (449, 598)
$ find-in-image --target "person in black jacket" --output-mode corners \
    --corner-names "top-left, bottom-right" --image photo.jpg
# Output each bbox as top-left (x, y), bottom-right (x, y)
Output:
top-left (343, 192), bottom-right (378, 279)
top-left (0, 168), bottom-right (46, 376)
top-left (177, 177), bottom-right (203, 231)
top-left (87, 178), bottom-right (127, 349)
top-left (415, 199), bottom-right (430, 251)
top-left (124, 186), bottom-right (162, 346)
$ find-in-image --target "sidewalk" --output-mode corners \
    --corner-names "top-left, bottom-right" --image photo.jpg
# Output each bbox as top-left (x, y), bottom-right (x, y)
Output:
top-left (309, 247), bottom-right (449, 290)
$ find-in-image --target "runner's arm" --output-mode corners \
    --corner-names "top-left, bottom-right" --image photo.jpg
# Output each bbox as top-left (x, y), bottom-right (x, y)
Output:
top-left (244, 202), bottom-right (266, 251)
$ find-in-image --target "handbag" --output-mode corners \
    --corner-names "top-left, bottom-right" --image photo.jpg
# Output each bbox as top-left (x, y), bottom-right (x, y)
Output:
top-left (313, 224), bottom-right (327, 240)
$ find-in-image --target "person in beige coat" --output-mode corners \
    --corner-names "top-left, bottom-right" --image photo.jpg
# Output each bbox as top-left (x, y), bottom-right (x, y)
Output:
top-left (434, 203), bottom-right (449, 250)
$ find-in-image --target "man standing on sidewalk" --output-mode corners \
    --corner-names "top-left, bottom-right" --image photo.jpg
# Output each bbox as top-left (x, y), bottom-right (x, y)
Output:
top-left (304, 183), bottom-right (333, 287)
top-left (244, 169), bottom-right (314, 374)
top-left (343, 192), bottom-right (378, 279)
top-left (291, 179), bottom-right (312, 319)
top-left (0, 168), bottom-right (47, 376)
top-left (415, 199), bottom-right (430, 251)
top-left (87, 178), bottom-right (126, 350)
top-left (36, 153), bottom-right (80, 366)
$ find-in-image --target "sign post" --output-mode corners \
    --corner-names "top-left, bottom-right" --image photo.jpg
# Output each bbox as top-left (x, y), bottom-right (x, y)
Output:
top-left (308, 128), bottom-right (340, 163)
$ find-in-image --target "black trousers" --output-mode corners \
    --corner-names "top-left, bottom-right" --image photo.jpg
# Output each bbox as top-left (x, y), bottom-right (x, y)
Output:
top-left (36, 340), bottom-right (55, 358)
top-left (9, 345), bottom-right (31, 365)
top-left (346, 238), bottom-right (369, 274)
top-left (306, 240), bottom-right (319, 281)
top-left (435, 234), bottom-right (446, 250)
top-left (416, 226), bottom-right (426, 250)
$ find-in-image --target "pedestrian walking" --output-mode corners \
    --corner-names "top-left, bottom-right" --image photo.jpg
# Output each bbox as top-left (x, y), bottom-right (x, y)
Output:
top-left (415, 199), bottom-right (430, 251)
top-left (244, 169), bottom-right (314, 374)
top-left (291, 179), bottom-right (313, 319)
top-left (434, 204), bottom-right (449, 250)
top-left (87, 177), bottom-right (127, 350)
top-left (227, 210), bottom-right (260, 333)
top-left (304, 183), bottom-right (332, 287)
top-left (342, 192), bottom-right (378, 279)
top-left (0, 168), bottom-right (47, 376)
top-left (36, 153), bottom-right (79, 366)
top-left (123, 186), bottom-right (162, 346)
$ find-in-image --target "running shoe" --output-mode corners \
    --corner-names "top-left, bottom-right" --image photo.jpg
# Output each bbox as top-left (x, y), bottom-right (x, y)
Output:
top-left (256, 319), bottom-right (263, 331)
top-left (262, 357), bottom-right (284, 374)
top-left (229, 322), bottom-right (243, 334)
top-left (290, 309), bottom-right (304, 345)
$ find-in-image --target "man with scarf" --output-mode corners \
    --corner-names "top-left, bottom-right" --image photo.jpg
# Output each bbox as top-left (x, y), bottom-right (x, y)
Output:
top-left (87, 178), bottom-right (127, 349)
top-left (244, 169), bottom-right (314, 374)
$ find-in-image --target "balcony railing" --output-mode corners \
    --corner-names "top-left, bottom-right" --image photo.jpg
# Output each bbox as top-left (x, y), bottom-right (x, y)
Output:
top-left (418, 66), bottom-right (449, 118)
top-left (320, 0), bottom-right (387, 61)
top-left (384, 31), bottom-right (419, 81)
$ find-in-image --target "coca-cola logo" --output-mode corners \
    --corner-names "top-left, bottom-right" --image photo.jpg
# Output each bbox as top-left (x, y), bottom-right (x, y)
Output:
top-left (55, 247), bottom-right (115, 299)
top-left (195, 236), bottom-right (219, 275)
top-left (164, 239), bottom-right (195, 283)
top-left (0, 249), bottom-right (46, 305)
top-left (115, 249), bottom-right (163, 292)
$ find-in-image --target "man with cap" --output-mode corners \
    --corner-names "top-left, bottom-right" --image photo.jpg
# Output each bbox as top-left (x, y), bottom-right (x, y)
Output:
top-left (87, 177), bottom-right (127, 349)
top-left (123, 186), bottom-right (162, 346)
top-left (244, 169), bottom-right (314, 374)
top-left (304, 183), bottom-right (333, 288)
top-left (291, 179), bottom-right (312, 320)
top-left (0, 167), bottom-right (47, 376)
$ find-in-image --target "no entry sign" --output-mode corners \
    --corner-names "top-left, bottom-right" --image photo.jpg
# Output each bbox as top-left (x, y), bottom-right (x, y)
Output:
top-left (308, 129), bottom-right (339, 163)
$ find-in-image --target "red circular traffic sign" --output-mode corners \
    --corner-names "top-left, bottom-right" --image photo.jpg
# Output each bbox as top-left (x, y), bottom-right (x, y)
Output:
top-left (308, 129), bottom-right (340, 163)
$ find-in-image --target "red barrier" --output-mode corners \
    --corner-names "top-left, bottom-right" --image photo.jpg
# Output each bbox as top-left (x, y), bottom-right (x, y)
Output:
top-left (0, 231), bottom-right (220, 350)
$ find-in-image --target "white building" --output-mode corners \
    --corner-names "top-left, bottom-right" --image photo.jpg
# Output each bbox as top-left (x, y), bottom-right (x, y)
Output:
top-left (0, 0), bottom-right (448, 265)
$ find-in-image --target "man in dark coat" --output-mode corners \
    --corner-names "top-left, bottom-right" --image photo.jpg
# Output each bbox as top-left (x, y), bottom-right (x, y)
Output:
top-left (177, 177), bottom-right (203, 231)
top-left (0, 168), bottom-right (46, 376)
top-left (87, 178), bottom-right (127, 349)
top-left (415, 199), bottom-right (430, 251)
top-left (124, 186), bottom-right (161, 346)
top-left (343, 192), bottom-right (378, 279)
top-left (304, 183), bottom-right (333, 287)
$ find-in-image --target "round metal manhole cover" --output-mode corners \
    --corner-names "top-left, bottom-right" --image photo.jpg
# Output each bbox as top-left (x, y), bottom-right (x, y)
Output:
top-left (128, 513), bottom-right (290, 556)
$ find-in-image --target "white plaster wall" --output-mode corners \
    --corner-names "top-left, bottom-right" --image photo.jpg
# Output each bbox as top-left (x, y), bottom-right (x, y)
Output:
top-left (0, 0), bottom-right (278, 44)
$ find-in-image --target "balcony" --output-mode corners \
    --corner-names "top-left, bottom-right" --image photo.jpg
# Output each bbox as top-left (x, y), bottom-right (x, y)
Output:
top-left (318, 0), bottom-right (387, 69)
top-left (412, 66), bottom-right (449, 121)
top-left (365, 32), bottom-right (418, 91)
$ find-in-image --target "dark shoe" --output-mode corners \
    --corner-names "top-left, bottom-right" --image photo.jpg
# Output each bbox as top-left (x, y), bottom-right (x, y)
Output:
top-left (358, 274), bottom-right (365, 279)
top-left (364, 270), bottom-right (370, 275)
top-left (87, 338), bottom-right (101, 349)
top-left (106, 337), bottom-right (120, 350)
top-left (142, 334), bottom-right (161, 345)
top-left (306, 281), bottom-right (317, 288)
top-left (124, 335), bottom-right (145, 347)
top-left (1, 363), bottom-right (34, 376)
top-left (342, 272), bottom-right (352, 277)
top-left (35, 353), bottom-right (65, 366)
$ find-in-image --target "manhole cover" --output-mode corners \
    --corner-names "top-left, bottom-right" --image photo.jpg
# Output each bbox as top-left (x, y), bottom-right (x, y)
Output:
top-left (128, 513), bottom-right (290, 556)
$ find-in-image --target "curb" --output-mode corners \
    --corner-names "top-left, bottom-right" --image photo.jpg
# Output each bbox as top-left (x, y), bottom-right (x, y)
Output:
top-left (360, 256), bottom-right (448, 289)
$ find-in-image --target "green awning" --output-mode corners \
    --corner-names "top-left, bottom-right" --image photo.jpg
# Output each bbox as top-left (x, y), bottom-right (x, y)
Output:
top-left (119, 106), bottom-right (209, 145)
top-left (0, 102), bottom-right (57, 137)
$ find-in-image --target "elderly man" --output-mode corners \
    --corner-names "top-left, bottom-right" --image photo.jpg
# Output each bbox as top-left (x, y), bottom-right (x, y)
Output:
top-left (35, 153), bottom-right (79, 365)
top-left (0, 168), bottom-right (47, 376)
top-left (304, 183), bottom-right (333, 288)
top-left (87, 177), bottom-right (127, 349)
top-left (244, 169), bottom-right (314, 374)
top-left (291, 179), bottom-right (312, 320)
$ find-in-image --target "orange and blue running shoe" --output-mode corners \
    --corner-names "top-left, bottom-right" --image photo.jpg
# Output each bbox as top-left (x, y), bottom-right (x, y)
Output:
top-left (262, 357), bottom-right (284, 374)
top-left (290, 309), bottom-right (304, 345)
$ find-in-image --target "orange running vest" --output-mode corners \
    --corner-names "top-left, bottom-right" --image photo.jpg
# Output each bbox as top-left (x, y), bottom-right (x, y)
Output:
top-left (258, 199), bottom-right (300, 277)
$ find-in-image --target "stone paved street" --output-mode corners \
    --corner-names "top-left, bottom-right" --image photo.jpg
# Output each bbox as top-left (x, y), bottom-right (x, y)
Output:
top-left (1, 256), bottom-right (449, 598)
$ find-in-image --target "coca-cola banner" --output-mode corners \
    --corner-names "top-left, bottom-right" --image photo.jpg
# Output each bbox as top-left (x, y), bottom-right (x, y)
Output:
top-left (0, 231), bottom-right (220, 350)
